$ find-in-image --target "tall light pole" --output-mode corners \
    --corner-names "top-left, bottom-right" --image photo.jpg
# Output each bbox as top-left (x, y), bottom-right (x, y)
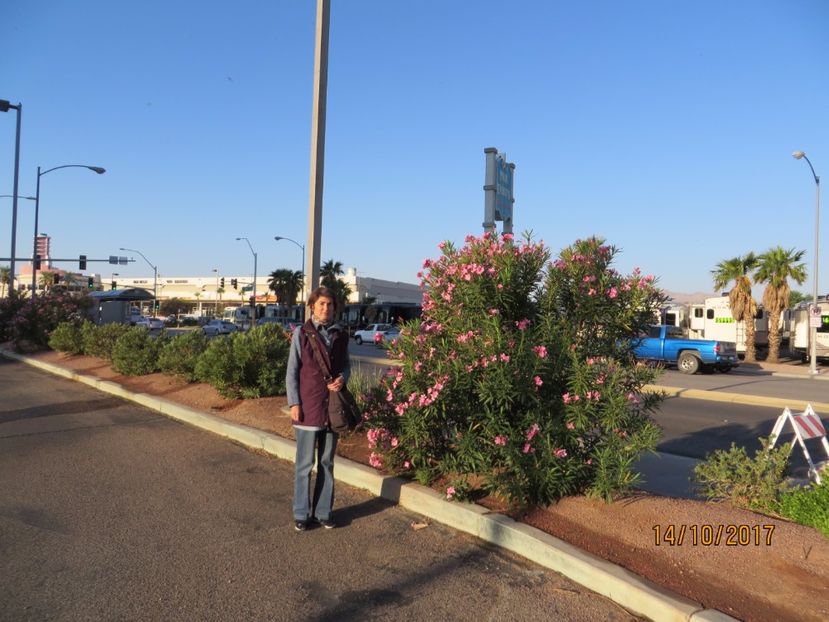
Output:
top-left (213, 267), bottom-right (219, 316)
top-left (236, 237), bottom-right (258, 327)
top-left (32, 164), bottom-right (106, 298)
top-left (1, 99), bottom-right (22, 293)
top-left (274, 235), bottom-right (305, 302)
top-left (119, 246), bottom-right (157, 315)
top-left (792, 151), bottom-right (821, 376)
top-left (307, 0), bottom-right (330, 294)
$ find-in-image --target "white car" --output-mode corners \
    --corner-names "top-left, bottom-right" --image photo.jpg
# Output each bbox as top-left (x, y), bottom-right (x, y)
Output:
top-left (202, 320), bottom-right (239, 336)
top-left (376, 326), bottom-right (402, 346)
top-left (353, 323), bottom-right (392, 345)
top-left (135, 317), bottom-right (165, 330)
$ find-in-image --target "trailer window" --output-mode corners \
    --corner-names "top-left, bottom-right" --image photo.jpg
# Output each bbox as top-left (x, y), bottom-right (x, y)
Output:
top-left (706, 309), bottom-right (714, 320)
top-left (694, 308), bottom-right (703, 318)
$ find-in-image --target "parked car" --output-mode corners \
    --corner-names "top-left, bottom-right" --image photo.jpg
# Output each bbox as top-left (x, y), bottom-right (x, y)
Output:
top-left (353, 323), bottom-right (392, 345)
top-left (632, 325), bottom-right (739, 374)
top-left (135, 317), bottom-right (165, 330)
top-left (202, 320), bottom-right (239, 336)
top-left (376, 326), bottom-right (401, 346)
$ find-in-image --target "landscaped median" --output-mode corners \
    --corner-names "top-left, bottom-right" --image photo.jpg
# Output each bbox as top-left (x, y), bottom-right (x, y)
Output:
top-left (642, 384), bottom-right (829, 414)
top-left (1, 347), bottom-right (734, 622)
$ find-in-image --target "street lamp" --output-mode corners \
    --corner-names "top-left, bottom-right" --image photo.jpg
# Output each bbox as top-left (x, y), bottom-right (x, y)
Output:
top-left (213, 267), bottom-right (219, 316)
top-left (274, 235), bottom-right (306, 301)
top-left (1, 99), bottom-right (22, 291)
top-left (119, 247), bottom-right (157, 315)
top-left (792, 151), bottom-right (821, 376)
top-left (236, 237), bottom-right (258, 326)
top-left (32, 164), bottom-right (106, 298)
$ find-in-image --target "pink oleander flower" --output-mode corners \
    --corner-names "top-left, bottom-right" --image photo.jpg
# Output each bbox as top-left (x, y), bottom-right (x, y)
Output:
top-left (595, 374), bottom-right (605, 385)
top-left (587, 288), bottom-right (596, 296)
top-left (585, 458), bottom-right (593, 465)
top-left (532, 345), bottom-right (548, 359)
top-left (526, 423), bottom-right (540, 441)
top-left (515, 319), bottom-right (531, 330)
top-left (607, 287), bottom-right (618, 299)
top-left (438, 241), bottom-right (446, 249)
top-left (522, 442), bottom-right (535, 454)
top-left (390, 437), bottom-right (399, 448)
top-left (533, 376), bottom-right (543, 387)
top-left (566, 422), bottom-right (575, 430)
top-left (373, 332), bottom-right (383, 343)
top-left (500, 353), bottom-right (510, 363)
top-left (496, 283), bottom-right (504, 289)
top-left (494, 435), bottom-right (508, 446)
top-left (562, 392), bottom-right (572, 404)
top-left (554, 448), bottom-right (568, 458)
top-left (488, 308), bottom-right (499, 316)
top-left (369, 452), bottom-right (383, 468)
top-left (403, 460), bottom-right (411, 469)
top-left (446, 486), bottom-right (456, 499)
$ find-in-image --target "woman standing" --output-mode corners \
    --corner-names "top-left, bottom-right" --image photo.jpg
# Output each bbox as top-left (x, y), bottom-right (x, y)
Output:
top-left (285, 286), bottom-right (349, 531)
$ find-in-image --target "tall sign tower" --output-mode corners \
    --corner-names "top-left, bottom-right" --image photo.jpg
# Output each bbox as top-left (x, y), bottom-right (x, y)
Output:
top-left (483, 147), bottom-right (515, 235)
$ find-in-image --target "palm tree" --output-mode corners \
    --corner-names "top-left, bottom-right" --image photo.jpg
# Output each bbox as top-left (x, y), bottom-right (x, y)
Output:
top-left (320, 259), bottom-right (351, 309)
top-left (320, 259), bottom-right (344, 288)
top-left (0, 265), bottom-right (10, 298)
top-left (268, 269), bottom-right (304, 313)
top-left (39, 271), bottom-right (56, 292)
top-left (754, 247), bottom-right (807, 363)
top-left (712, 253), bottom-right (759, 362)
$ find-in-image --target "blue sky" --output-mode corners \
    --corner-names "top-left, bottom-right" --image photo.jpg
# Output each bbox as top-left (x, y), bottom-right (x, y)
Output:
top-left (1, 1), bottom-right (827, 296)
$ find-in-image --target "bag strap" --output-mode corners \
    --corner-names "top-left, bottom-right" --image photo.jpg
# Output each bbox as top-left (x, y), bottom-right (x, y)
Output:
top-left (302, 324), bottom-right (333, 382)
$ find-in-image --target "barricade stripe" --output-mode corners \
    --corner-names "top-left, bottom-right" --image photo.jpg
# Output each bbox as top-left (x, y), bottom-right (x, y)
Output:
top-left (795, 414), bottom-right (825, 439)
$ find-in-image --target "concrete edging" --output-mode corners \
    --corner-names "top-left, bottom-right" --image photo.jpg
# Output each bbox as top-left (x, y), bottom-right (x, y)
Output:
top-left (2, 349), bottom-right (738, 622)
top-left (644, 383), bottom-right (829, 413)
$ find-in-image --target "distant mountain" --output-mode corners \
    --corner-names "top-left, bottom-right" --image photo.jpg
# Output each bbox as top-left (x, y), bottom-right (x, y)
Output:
top-left (662, 290), bottom-right (718, 304)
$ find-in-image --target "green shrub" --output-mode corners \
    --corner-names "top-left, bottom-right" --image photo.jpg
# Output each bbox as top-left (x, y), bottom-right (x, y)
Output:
top-left (48, 321), bottom-right (88, 354)
top-left (364, 234), bottom-right (666, 507)
top-left (693, 437), bottom-right (790, 513)
top-left (111, 327), bottom-right (167, 375)
top-left (82, 322), bottom-right (129, 360)
top-left (779, 478), bottom-right (829, 539)
top-left (158, 330), bottom-right (209, 381)
top-left (195, 324), bottom-right (290, 398)
top-left (347, 367), bottom-right (380, 410)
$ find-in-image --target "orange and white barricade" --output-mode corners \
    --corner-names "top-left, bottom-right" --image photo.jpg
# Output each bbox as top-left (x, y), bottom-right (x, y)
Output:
top-left (769, 404), bottom-right (829, 484)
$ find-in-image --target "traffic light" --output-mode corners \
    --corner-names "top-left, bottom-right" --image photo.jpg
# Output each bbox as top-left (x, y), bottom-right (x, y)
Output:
top-left (154, 300), bottom-right (160, 311)
top-left (220, 277), bottom-right (225, 288)
top-left (111, 281), bottom-right (117, 290)
top-left (79, 255), bottom-right (87, 270)
top-left (34, 254), bottom-right (41, 270)
top-left (54, 274), bottom-right (61, 284)
top-left (87, 277), bottom-right (94, 289)
top-left (231, 278), bottom-right (237, 289)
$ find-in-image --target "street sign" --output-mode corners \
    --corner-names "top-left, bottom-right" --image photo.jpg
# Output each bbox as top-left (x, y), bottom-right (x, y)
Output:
top-left (494, 153), bottom-right (514, 223)
top-left (810, 304), bottom-right (823, 328)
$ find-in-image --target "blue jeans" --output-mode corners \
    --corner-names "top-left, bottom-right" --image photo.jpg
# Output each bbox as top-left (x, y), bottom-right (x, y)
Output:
top-left (293, 428), bottom-right (338, 522)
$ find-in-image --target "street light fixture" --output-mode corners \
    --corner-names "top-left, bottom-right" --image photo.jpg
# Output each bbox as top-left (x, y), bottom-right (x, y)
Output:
top-left (1, 99), bottom-right (23, 292)
top-left (213, 267), bottom-right (220, 316)
top-left (274, 235), bottom-right (306, 301)
top-left (119, 246), bottom-right (157, 315)
top-left (236, 237), bottom-right (258, 327)
top-left (792, 151), bottom-right (821, 376)
top-left (32, 164), bottom-right (106, 299)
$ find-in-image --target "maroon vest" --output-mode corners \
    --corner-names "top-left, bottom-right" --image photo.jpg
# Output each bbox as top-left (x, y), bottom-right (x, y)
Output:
top-left (298, 320), bottom-right (348, 428)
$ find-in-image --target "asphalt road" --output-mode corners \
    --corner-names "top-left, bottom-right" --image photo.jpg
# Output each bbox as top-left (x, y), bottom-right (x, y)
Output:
top-left (0, 359), bottom-right (640, 622)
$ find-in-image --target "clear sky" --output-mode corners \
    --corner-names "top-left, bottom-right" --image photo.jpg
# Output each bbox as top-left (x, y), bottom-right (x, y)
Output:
top-left (1, 1), bottom-right (827, 296)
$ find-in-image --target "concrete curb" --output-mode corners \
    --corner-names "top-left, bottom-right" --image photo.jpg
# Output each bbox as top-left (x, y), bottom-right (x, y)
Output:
top-left (644, 383), bottom-right (829, 413)
top-left (2, 349), bottom-right (738, 622)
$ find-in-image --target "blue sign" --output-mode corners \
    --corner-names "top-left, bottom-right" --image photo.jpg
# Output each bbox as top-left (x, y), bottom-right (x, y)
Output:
top-left (495, 155), bottom-right (513, 222)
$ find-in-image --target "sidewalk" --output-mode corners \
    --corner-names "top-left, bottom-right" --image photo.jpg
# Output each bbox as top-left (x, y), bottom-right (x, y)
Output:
top-left (1, 347), bottom-right (742, 622)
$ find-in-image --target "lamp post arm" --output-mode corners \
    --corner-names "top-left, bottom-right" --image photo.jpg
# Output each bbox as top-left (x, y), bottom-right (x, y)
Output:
top-left (39, 164), bottom-right (106, 177)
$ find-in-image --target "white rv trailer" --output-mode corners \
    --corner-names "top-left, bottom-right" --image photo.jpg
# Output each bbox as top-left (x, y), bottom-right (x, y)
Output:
top-left (688, 295), bottom-right (769, 354)
top-left (790, 296), bottom-right (829, 362)
top-left (658, 303), bottom-right (690, 329)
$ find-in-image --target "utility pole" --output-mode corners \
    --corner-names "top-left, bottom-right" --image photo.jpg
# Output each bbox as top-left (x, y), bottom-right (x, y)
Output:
top-left (306, 0), bottom-right (330, 294)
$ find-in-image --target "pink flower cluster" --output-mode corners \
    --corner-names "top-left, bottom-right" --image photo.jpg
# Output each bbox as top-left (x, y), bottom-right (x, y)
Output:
top-left (446, 486), bottom-right (456, 499)
top-left (369, 452), bottom-right (383, 468)
top-left (562, 392), bottom-right (580, 404)
top-left (494, 435), bottom-right (508, 446)
top-left (553, 448), bottom-right (568, 458)
top-left (532, 345), bottom-right (548, 358)
top-left (515, 319), bottom-right (531, 331)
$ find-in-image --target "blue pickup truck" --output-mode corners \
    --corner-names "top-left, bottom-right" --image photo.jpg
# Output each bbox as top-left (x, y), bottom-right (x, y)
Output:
top-left (632, 325), bottom-right (740, 374)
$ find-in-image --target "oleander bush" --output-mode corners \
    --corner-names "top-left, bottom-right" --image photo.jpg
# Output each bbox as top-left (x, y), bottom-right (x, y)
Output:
top-left (195, 323), bottom-right (290, 398)
top-left (779, 478), bottom-right (829, 538)
top-left (693, 437), bottom-right (791, 513)
top-left (363, 233), bottom-right (666, 507)
top-left (111, 326), bottom-right (168, 376)
top-left (158, 330), bottom-right (209, 381)
top-left (48, 320), bottom-right (89, 355)
top-left (82, 322), bottom-right (129, 360)
top-left (0, 291), bottom-right (90, 350)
